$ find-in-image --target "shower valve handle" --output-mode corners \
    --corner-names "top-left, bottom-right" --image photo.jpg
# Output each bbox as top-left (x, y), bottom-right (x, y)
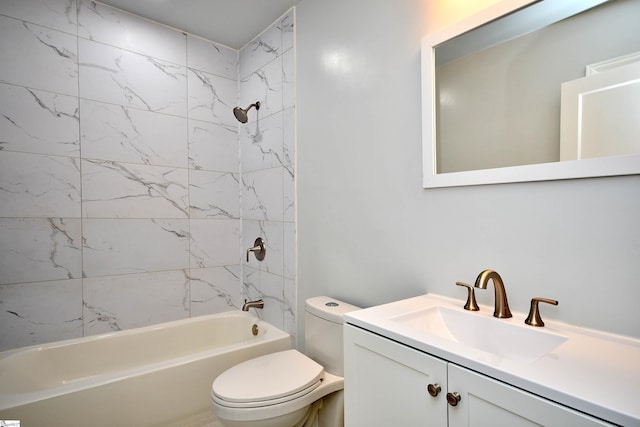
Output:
top-left (246, 238), bottom-right (266, 262)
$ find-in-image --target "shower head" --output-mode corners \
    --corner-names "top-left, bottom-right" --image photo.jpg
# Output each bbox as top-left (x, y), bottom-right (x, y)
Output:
top-left (233, 102), bottom-right (260, 123)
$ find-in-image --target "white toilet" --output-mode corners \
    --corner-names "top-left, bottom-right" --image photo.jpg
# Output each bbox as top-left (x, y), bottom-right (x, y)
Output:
top-left (211, 296), bottom-right (360, 427)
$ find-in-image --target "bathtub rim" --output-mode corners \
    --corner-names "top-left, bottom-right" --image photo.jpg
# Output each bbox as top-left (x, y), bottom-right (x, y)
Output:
top-left (1, 310), bottom-right (274, 358)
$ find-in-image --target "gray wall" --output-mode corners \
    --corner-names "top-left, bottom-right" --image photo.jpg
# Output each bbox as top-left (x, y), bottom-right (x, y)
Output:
top-left (296, 0), bottom-right (640, 345)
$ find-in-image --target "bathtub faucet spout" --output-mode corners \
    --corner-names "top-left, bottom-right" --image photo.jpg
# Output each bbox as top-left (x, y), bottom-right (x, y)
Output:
top-left (242, 299), bottom-right (264, 312)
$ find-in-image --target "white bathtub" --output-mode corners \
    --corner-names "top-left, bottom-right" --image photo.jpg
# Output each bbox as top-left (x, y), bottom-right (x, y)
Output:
top-left (0, 311), bottom-right (290, 426)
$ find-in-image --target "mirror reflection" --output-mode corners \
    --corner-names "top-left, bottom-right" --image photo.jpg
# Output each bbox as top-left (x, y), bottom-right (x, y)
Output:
top-left (434, 0), bottom-right (640, 174)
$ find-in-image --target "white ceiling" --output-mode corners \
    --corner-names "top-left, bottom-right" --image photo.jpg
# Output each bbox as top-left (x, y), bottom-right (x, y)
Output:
top-left (99, 0), bottom-right (301, 50)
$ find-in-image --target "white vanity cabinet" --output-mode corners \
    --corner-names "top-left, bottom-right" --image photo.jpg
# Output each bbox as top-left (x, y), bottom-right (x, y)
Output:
top-left (344, 325), bottom-right (613, 427)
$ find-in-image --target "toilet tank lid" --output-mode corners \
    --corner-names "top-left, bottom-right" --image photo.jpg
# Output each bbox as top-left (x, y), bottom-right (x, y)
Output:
top-left (305, 296), bottom-right (360, 324)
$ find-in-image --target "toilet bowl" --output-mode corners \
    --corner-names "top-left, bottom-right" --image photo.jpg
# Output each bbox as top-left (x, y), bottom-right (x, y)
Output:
top-left (211, 296), bottom-right (360, 427)
top-left (211, 350), bottom-right (344, 427)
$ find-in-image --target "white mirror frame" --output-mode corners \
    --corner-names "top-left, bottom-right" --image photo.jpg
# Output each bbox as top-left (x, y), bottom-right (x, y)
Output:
top-left (421, 0), bottom-right (640, 188)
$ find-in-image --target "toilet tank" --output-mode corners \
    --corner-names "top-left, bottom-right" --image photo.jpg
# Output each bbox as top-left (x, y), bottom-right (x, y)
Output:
top-left (304, 296), bottom-right (360, 377)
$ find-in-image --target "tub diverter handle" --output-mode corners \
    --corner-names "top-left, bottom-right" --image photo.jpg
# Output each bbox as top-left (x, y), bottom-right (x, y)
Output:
top-left (246, 237), bottom-right (266, 262)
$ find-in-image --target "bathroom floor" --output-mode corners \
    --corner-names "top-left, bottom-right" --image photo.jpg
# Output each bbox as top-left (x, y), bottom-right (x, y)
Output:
top-left (171, 410), bottom-right (222, 427)
top-left (188, 416), bottom-right (223, 427)
top-left (180, 418), bottom-right (222, 427)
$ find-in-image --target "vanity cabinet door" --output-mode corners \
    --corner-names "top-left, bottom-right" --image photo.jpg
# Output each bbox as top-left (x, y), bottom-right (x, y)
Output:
top-left (344, 325), bottom-right (448, 427)
top-left (447, 364), bottom-right (613, 427)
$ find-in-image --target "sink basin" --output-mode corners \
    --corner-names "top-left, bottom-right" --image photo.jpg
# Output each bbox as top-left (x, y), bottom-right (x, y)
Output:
top-left (390, 306), bottom-right (567, 363)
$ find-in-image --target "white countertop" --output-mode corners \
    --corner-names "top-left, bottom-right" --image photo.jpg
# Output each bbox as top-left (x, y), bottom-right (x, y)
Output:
top-left (344, 294), bottom-right (640, 427)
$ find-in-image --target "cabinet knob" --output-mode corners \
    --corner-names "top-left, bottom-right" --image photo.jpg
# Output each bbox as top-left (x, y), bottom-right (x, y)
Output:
top-left (447, 392), bottom-right (461, 407)
top-left (427, 383), bottom-right (441, 397)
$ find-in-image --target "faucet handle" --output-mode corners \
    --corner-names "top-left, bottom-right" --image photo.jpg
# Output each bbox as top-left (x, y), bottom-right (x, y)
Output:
top-left (246, 237), bottom-right (266, 262)
top-left (455, 282), bottom-right (480, 311)
top-left (525, 297), bottom-right (558, 327)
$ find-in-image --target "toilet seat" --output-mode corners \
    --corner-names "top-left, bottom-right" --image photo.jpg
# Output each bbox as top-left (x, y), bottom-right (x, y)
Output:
top-left (212, 350), bottom-right (324, 408)
top-left (212, 379), bottom-right (322, 408)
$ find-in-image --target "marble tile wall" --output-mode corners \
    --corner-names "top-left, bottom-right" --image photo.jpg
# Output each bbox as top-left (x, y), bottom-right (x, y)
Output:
top-left (239, 10), bottom-right (297, 343)
top-left (0, 0), bottom-right (295, 351)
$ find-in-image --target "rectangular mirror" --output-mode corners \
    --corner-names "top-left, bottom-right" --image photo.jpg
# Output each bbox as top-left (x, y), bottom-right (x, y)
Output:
top-left (422, 0), bottom-right (640, 188)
